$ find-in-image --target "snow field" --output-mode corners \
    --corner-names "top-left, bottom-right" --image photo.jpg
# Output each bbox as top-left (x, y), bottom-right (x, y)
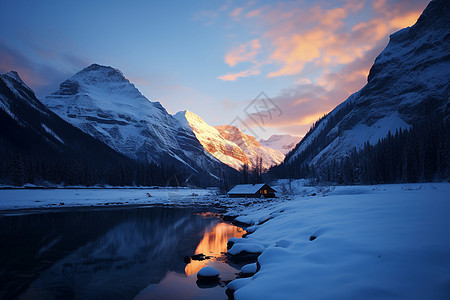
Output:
top-left (226, 183), bottom-right (450, 299)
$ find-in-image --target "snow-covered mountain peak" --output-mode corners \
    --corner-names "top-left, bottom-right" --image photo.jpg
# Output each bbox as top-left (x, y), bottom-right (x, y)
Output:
top-left (53, 63), bottom-right (145, 101)
top-left (174, 110), bottom-right (250, 169)
top-left (175, 110), bottom-right (214, 132)
top-left (75, 63), bottom-right (126, 82)
top-left (215, 124), bottom-right (285, 170)
top-left (1, 71), bottom-right (45, 116)
top-left (2, 71), bottom-right (35, 95)
top-left (4, 71), bottom-right (24, 84)
top-left (175, 110), bottom-right (284, 170)
top-left (259, 134), bottom-right (302, 156)
top-left (42, 65), bottom-right (229, 179)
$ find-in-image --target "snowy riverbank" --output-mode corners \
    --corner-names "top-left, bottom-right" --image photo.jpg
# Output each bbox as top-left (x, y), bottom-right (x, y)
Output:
top-left (225, 182), bottom-right (450, 299)
top-left (1, 182), bottom-right (449, 299)
top-left (0, 188), bottom-right (221, 211)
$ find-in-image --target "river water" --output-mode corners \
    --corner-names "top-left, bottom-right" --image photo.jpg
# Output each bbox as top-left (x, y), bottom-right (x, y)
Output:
top-left (0, 206), bottom-right (245, 299)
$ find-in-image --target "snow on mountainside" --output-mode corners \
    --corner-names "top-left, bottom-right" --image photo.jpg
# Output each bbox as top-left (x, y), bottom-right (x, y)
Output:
top-left (215, 125), bottom-right (285, 170)
top-left (175, 110), bottom-right (250, 170)
top-left (0, 70), bottom-right (130, 164)
top-left (259, 134), bottom-right (301, 155)
top-left (175, 110), bottom-right (284, 170)
top-left (43, 64), bottom-right (227, 176)
top-left (0, 71), bottom-right (65, 146)
top-left (0, 71), bottom-right (49, 121)
top-left (289, 0), bottom-right (449, 166)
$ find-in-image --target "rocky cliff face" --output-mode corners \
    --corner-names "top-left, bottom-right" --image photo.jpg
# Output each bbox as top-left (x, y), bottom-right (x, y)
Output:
top-left (288, 0), bottom-right (449, 166)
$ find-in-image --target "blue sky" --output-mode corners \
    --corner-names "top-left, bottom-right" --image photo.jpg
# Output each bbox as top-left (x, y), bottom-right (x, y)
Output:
top-left (0, 0), bottom-right (429, 139)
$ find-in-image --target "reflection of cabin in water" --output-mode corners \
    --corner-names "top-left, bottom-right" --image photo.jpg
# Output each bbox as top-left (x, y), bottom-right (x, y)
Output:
top-left (227, 183), bottom-right (276, 198)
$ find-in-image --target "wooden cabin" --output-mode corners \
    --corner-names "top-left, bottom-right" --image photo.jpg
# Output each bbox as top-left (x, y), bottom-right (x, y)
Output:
top-left (227, 183), bottom-right (276, 198)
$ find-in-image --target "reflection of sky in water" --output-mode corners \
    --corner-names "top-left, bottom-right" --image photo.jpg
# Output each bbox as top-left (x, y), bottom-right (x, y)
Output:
top-left (185, 222), bottom-right (244, 276)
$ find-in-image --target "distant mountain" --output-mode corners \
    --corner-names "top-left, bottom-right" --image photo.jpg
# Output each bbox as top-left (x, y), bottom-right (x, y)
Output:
top-left (286, 0), bottom-right (449, 168)
top-left (0, 71), bottom-right (153, 186)
top-left (259, 134), bottom-right (301, 156)
top-left (175, 110), bottom-right (284, 170)
top-left (43, 64), bottom-right (231, 180)
top-left (214, 125), bottom-right (284, 170)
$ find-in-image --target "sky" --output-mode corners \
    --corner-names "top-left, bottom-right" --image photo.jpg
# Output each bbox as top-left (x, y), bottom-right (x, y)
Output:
top-left (0, 0), bottom-right (429, 140)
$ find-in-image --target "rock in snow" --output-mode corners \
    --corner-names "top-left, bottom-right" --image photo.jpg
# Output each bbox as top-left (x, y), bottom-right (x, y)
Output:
top-left (197, 266), bottom-right (220, 282)
top-left (240, 263), bottom-right (258, 277)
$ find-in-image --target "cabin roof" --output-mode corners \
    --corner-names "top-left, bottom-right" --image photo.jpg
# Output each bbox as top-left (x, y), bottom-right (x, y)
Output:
top-left (227, 183), bottom-right (270, 195)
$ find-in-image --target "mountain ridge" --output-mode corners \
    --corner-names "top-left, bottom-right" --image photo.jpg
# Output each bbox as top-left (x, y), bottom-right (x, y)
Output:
top-left (175, 110), bottom-right (284, 170)
top-left (43, 64), bottom-right (233, 180)
top-left (286, 0), bottom-right (449, 168)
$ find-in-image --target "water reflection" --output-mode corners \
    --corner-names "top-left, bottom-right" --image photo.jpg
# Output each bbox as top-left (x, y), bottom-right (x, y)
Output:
top-left (135, 219), bottom-right (245, 300)
top-left (0, 207), bottom-right (245, 300)
top-left (185, 223), bottom-right (244, 276)
top-left (0, 207), bottom-right (219, 299)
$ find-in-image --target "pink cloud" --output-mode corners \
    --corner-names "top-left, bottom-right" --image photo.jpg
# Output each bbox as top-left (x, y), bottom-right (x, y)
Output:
top-left (246, 8), bottom-right (263, 18)
top-left (224, 39), bottom-right (261, 67)
top-left (230, 7), bottom-right (244, 17)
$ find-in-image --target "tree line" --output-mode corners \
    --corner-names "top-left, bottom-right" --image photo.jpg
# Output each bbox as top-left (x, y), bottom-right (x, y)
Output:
top-left (0, 149), bottom-right (194, 187)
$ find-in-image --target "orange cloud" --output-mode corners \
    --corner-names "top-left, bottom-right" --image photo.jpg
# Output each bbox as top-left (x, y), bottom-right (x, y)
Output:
top-left (224, 39), bottom-right (261, 67)
top-left (220, 0), bottom-right (428, 136)
top-left (223, 0), bottom-right (425, 81)
top-left (390, 11), bottom-right (421, 28)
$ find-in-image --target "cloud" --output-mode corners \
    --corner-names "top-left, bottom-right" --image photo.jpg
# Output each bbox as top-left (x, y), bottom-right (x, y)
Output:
top-left (240, 34), bottom-right (401, 136)
top-left (224, 39), bottom-right (261, 67)
top-left (246, 8), bottom-right (262, 18)
top-left (230, 7), bottom-right (244, 17)
top-left (0, 39), bottom-right (87, 97)
top-left (219, 0), bottom-right (428, 136)
top-left (221, 0), bottom-right (426, 80)
top-left (217, 68), bottom-right (261, 81)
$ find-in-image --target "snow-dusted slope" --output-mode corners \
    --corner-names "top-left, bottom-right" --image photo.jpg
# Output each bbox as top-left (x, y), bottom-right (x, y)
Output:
top-left (259, 134), bottom-right (301, 155)
top-left (175, 110), bottom-right (284, 170)
top-left (0, 70), bottom-right (130, 165)
top-left (0, 71), bottom-right (49, 122)
top-left (43, 64), bottom-right (226, 176)
top-left (175, 110), bottom-right (250, 170)
top-left (215, 125), bottom-right (285, 170)
top-left (289, 0), bottom-right (449, 166)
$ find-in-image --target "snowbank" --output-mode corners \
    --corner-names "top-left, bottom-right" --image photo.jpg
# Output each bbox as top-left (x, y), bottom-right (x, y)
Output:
top-left (0, 188), bottom-right (232, 211)
top-left (226, 183), bottom-right (450, 299)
